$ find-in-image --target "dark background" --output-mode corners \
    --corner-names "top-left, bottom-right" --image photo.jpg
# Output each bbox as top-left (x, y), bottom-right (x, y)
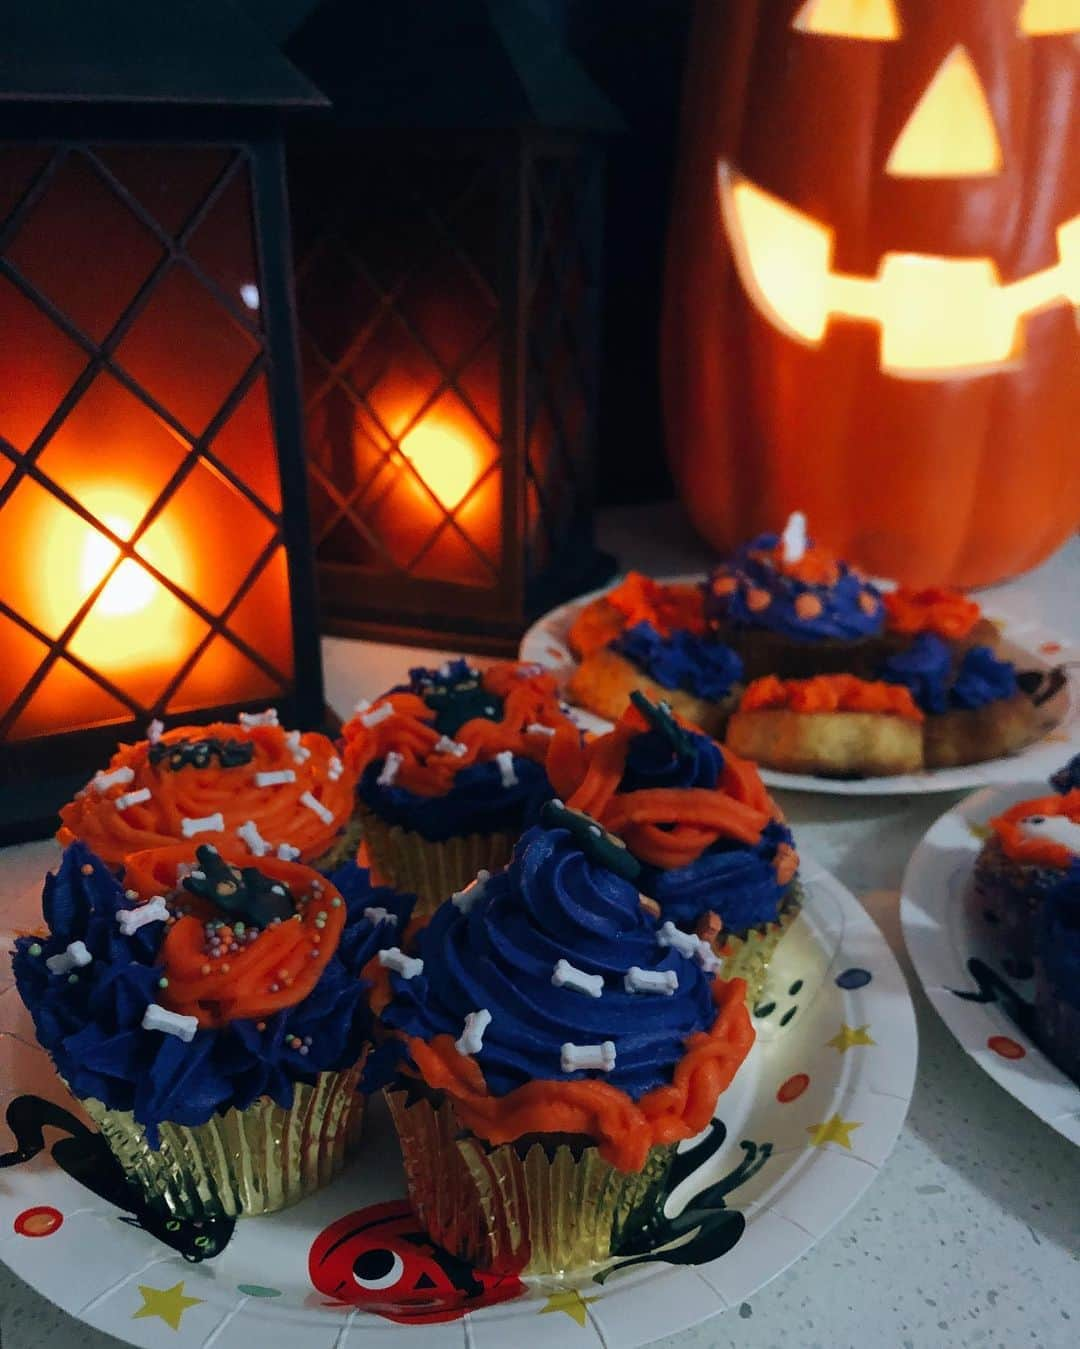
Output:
top-left (251, 0), bottom-right (693, 508)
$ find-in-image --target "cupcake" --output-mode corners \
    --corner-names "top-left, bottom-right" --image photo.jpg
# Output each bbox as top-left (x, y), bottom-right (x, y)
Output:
top-left (726, 674), bottom-right (924, 777)
top-left (881, 585), bottom-right (1000, 659)
top-left (973, 786), bottom-right (1080, 965)
top-left (370, 810), bottom-right (754, 1275)
top-left (705, 512), bottom-right (887, 680)
top-left (1033, 862), bottom-right (1080, 1083)
top-left (878, 635), bottom-right (1049, 769)
top-left (341, 660), bottom-right (580, 916)
top-left (567, 571), bottom-right (705, 660)
top-left (550, 693), bottom-right (799, 1002)
top-left (57, 709), bottom-right (357, 871)
top-left (567, 620), bottom-right (744, 736)
top-left (11, 840), bottom-right (412, 1219)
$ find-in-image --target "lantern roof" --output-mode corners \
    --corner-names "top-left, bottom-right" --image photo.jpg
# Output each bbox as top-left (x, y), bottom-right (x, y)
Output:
top-left (280, 0), bottom-right (622, 132)
top-left (0, 0), bottom-right (325, 107)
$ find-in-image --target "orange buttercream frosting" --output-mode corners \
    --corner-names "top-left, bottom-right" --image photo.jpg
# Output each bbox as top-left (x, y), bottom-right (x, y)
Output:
top-left (739, 674), bottom-right (925, 722)
top-left (341, 661), bottom-right (579, 797)
top-left (990, 790), bottom-right (1080, 869)
top-left (401, 976), bottom-right (753, 1173)
top-left (883, 586), bottom-right (982, 639)
top-left (57, 716), bottom-right (356, 868)
top-left (568, 573), bottom-right (705, 657)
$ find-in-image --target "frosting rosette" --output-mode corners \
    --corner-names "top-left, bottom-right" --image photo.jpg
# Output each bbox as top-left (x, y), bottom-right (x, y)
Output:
top-left (568, 572), bottom-right (705, 659)
top-left (374, 820), bottom-right (753, 1172)
top-left (707, 529), bottom-right (884, 642)
top-left (610, 621), bottom-right (743, 700)
top-left (740, 673), bottom-right (924, 721)
top-left (882, 585), bottom-right (982, 639)
top-left (57, 712), bottom-right (356, 869)
top-left (878, 636), bottom-right (1018, 714)
top-left (12, 842), bottom-right (412, 1144)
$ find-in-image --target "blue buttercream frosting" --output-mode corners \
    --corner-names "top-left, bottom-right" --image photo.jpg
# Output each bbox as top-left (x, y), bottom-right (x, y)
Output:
top-left (611, 622), bottom-right (743, 700)
top-left (618, 721), bottom-right (725, 794)
top-left (709, 532), bottom-right (884, 641)
top-left (879, 637), bottom-right (1018, 713)
top-left (377, 825), bottom-right (717, 1100)
top-left (1051, 755), bottom-right (1080, 795)
top-left (11, 844), bottom-right (412, 1144)
top-left (950, 645), bottom-right (1018, 709)
top-left (1038, 861), bottom-right (1080, 1010)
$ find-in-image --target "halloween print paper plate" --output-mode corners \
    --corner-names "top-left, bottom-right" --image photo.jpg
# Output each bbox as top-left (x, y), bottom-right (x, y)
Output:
top-left (520, 576), bottom-right (1079, 796)
top-left (0, 844), bottom-right (916, 1349)
top-left (900, 785), bottom-right (1080, 1148)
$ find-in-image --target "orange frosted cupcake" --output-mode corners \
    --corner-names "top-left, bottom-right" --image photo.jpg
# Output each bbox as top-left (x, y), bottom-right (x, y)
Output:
top-left (370, 806), bottom-right (753, 1274)
top-left (57, 711), bottom-right (357, 870)
top-left (727, 674), bottom-right (924, 777)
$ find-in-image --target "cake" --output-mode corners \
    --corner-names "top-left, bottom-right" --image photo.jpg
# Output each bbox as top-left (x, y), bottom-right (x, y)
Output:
top-left (704, 513), bottom-right (887, 680)
top-left (1033, 862), bottom-right (1080, 1083)
top-left (368, 810), bottom-right (754, 1274)
top-left (11, 841), bottom-right (412, 1219)
top-left (340, 660), bottom-right (580, 914)
top-left (57, 710), bottom-right (357, 871)
top-left (726, 674), bottom-right (924, 777)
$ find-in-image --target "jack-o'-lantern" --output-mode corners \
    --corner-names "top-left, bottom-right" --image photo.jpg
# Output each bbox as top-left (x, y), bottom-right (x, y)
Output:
top-left (662, 0), bottom-right (1080, 588)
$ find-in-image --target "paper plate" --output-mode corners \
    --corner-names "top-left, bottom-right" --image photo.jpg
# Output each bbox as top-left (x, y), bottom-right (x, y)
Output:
top-left (0, 848), bottom-right (915, 1349)
top-left (519, 575), bottom-right (1079, 795)
top-left (900, 784), bottom-right (1080, 1147)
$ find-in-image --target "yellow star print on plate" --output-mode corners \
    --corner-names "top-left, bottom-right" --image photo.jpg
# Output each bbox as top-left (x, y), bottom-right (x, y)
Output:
top-left (807, 1114), bottom-right (862, 1149)
top-left (827, 1023), bottom-right (876, 1053)
top-left (133, 1280), bottom-right (203, 1331)
top-left (539, 1287), bottom-right (598, 1327)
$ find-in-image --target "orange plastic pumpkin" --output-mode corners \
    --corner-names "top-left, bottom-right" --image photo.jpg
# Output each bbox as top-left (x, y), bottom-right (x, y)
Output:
top-left (662, 0), bottom-right (1080, 589)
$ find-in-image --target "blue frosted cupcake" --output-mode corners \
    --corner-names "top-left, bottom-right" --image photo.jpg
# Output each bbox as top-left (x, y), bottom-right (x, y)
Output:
top-left (11, 841), bottom-right (412, 1219)
top-left (1034, 861), bottom-right (1080, 1083)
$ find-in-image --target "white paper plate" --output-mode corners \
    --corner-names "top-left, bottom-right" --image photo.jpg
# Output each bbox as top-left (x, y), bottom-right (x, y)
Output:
top-left (519, 575), bottom-right (1080, 795)
top-left (900, 784), bottom-right (1080, 1147)
top-left (0, 850), bottom-right (915, 1349)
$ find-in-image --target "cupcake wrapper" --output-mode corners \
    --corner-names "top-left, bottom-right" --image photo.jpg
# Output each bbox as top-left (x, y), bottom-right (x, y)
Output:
top-left (359, 808), bottom-right (516, 917)
top-left (719, 884), bottom-right (803, 1008)
top-left (385, 1088), bottom-right (674, 1275)
top-left (78, 1067), bottom-right (365, 1221)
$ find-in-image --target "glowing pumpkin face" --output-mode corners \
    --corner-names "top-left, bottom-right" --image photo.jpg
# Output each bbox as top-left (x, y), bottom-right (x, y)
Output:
top-left (663, 0), bottom-right (1080, 588)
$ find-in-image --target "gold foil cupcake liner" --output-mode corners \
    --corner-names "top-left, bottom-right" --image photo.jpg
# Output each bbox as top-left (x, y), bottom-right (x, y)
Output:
top-left (718, 883), bottom-right (803, 1008)
top-left (385, 1088), bottom-right (675, 1275)
top-left (312, 812), bottom-right (366, 873)
top-left (359, 808), bottom-right (516, 917)
top-left (78, 1066), bottom-right (365, 1221)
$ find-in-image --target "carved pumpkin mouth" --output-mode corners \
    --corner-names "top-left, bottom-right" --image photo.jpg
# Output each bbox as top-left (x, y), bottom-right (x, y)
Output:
top-left (718, 161), bottom-right (1080, 380)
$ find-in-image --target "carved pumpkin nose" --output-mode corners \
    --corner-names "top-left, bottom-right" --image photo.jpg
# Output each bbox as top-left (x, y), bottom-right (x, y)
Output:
top-left (887, 45), bottom-right (1003, 178)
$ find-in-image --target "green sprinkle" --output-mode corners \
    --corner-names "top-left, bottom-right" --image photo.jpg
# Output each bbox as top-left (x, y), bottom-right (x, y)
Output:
top-left (28, 943), bottom-right (42, 957)
top-left (330, 897), bottom-right (342, 908)
top-left (67, 974), bottom-right (78, 984)
top-left (234, 923), bottom-right (245, 935)
top-left (158, 976), bottom-right (170, 989)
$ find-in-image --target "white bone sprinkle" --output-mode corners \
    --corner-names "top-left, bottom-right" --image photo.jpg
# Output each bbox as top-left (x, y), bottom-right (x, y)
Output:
top-left (552, 958), bottom-right (604, 998)
top-left (494, 750), bottom-right (518, 788)
top-left (624, 966), bottom-right (678, 996)
top-left (181, 812), bottom-right (225, 838)
top-left (93, 766), bottom-right (134, 794)
top-left (781, 510), bottom-right (808, 565)
top-left (376, 751), bottom-right (404, 787)
top-left (142, 1003), bottom-right (199, 1043)
top-left (455, 1009), bottom-right (492, 1056)
top-left (146, 718), bottom-right (165, 744)
top-left (434, 735), bottom-right (468, 757)
top-left (114, 788), bottom-right (152, 812)
top-left (526, 723), bottom-right (556, 737)
top-left (255, 769), bottom-right (296, 787)
top-left (237, 820), bottom-right (270, 857)
top-left (46, 941), bottom-right (93, 975)
top-left (360, 703), bottom-right (394, 728)
top-left (362, 906), bottom-right (398, 927)
top-left (277, 842), bottom-right (301, 861)
top-left (561, 1041), bottom-right (616, 1073)
top-left (656, 921), bottom-right (701, 959)
top-left (378, 947), bottom-right (424, 979)
top-left (300, 791), bottom-right (334, 825)
top-left (451, 870), bottom-right (490, 913)
top-left (328, 755), bottom-right (344, 781)
top-left (239, 709), bottom-right (278, 728)
top-left (696, 945), bottom-right (721, 975)
top-left (284, 729), bottom-right (311, 764)
top-left (116, 896), bottom-right (170, 936)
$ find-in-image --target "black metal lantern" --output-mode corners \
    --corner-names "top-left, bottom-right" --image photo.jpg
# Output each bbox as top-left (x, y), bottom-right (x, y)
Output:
top-left (281, 0), bottom-right (621, 653)
top-left (0, 1), bottom-right (327, 843)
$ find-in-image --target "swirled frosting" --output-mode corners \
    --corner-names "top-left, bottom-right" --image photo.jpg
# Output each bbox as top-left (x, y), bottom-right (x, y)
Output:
top-left (950, 646), bottom-right (1018, 709)
top-left (611, 622), bottom-right (743, 700)
top-left (343, 660), bottom-right (580, 842)
top-left (1038, 861), bottom-right (1080, 1010)
top-left (57, 715), bottom-right (356, 868)
top-left (882, 586), bottom-right (981, 639)
top-left (878, 635), bottom-right (1018, 713)
top-left (706, 532), bottom-right (884, 641)
top-left (11, 844), bottom-right (411, 1144)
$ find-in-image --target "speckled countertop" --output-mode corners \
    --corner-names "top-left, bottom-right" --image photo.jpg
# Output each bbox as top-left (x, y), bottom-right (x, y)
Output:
top-left (3, 507), bottom-right (1078, 1349)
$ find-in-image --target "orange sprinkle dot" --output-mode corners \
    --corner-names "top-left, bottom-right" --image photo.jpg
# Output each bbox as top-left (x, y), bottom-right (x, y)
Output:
top-left (794, 594), bottom-right (823, 620)
top-left (200, 964), bottom-right (210, 975)
top-left (256, 1021), bottom-right (266, 1031)
top-left (711, 575), bottom-right (736, 597)
top-left (746, 588), bottom-right (771, 613)
top-left (81, 864), bottom-right (94, 876)
top-left (221, 963), bottom-right (231, 974)
top-left (858, 592), bottom-right (879, 615)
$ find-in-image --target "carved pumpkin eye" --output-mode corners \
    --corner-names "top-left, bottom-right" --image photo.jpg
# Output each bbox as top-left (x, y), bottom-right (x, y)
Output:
top-left (352, 1248), bottom-right (405, 1291)
top-left (1018, 0), bottom-right (1080, 34)
top-left (886, 46), bottom-right (1002, 178)
top-left (792, 0), bottom-right (901, 40)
